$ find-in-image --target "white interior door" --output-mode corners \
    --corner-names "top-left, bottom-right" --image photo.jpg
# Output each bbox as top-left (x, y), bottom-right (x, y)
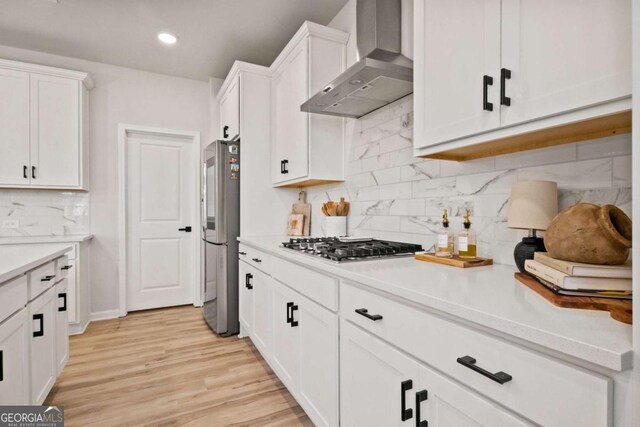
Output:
top-left (126, 131), bottom-right (197, 312)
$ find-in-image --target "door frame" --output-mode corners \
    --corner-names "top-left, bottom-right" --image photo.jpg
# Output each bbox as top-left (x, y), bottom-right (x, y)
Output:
top-left (117, 123), bottom-right (202, 317)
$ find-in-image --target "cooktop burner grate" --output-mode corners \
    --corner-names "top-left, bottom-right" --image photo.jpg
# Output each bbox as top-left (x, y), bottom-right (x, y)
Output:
top-left (282, 237), bottom-right (423, 262)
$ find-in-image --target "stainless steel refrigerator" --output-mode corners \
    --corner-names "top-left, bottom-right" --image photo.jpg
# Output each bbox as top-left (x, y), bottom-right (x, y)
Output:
top-left (202, 139), bottom-right (240, 336)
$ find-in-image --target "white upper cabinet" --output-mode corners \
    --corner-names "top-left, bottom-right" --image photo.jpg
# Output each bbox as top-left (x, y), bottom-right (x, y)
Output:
top-left (271, 22), bottom-right (348, 187)
top-left (415, 0), bottom-right (502, 147)
top-left (218, 75), bottom-right (240, 140)
top-left (0, 69), bottom-right (30, 186)
top-left (0, 59), bottom-right (92, 190)
top-left (414, 0), bottom-right (632, 158)
top-left (500, 0), bottom-right (631, 127)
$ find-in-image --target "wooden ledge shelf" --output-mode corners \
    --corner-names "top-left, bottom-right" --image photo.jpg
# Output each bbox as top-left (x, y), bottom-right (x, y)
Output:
top-left (420, 111), bottom-right (632, 162)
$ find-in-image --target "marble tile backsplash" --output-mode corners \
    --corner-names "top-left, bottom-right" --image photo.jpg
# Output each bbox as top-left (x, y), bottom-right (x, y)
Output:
top-left (304, 95), bottom-right (632, 266)
top-left (0, 190), bottom-right (90, 237)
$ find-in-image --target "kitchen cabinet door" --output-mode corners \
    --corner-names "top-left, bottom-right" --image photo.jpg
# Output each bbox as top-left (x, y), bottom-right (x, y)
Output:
top-left (55, 279), bottom-right (69, 375)
top-left (416, 363), bottom-right (531, 427)
top-left (500, 0), bottom-right (631, 127)
top-left (272, 40), bottom-right (310, 183)
top-left (219, 76), bottom-right (240, 140)
top-left (29, 287), bottom-right (57, 405)
top-left (0, 68), bottom-right (30, 186)
top-left (270, 280), bottom-right (300, 393)
top-left (238, 261), bottom-right (254, 335)
top-left (0, 308), bottom-right (30, 405)
top-left (30, 74), bottom-right (81, 188)
top-left (251, 272), bottom-right (271, 358)
top-left (340, 320), bottom-right (420, 427)
top-left (414, 0), bottom-right (501, 149)
top-left (298, 298), bottom-right (338, 427)
top-left (65, 260), bottom-right (78, 324)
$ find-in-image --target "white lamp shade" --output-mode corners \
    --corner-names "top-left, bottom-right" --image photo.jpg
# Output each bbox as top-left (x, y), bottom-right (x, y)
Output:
top-left (507, 181), bottom-right (558, 230)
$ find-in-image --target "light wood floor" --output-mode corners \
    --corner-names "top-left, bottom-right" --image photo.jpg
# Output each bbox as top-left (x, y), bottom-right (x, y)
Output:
top-left (45, 305), bottom-right (313, 427)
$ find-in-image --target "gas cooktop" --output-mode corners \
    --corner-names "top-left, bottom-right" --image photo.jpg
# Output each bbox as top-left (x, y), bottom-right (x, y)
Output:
top-left (282, 237), bottom-right (423, 263)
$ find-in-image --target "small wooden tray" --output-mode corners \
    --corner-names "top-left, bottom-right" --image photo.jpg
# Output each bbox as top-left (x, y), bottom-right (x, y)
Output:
top-left (515, 272), bottom-right (632, 325)
top-left (415, 253), bottom-right (493, 268)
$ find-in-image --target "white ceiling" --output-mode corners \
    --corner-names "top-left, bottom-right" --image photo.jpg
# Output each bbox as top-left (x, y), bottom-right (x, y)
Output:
top-left (0, 0), bottom-right (349, 81)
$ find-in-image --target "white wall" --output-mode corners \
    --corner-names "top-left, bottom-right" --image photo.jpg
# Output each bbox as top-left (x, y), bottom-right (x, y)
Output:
top-left (0, 44), bottom-right (211, 314)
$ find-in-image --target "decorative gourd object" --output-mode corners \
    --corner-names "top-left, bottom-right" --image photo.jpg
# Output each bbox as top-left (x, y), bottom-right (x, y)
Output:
top-left (544, 203), bottom-right (631, 265)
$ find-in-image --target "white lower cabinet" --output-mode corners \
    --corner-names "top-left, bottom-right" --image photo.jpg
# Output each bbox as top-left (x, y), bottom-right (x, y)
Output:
top-left (270, 280), bottom-right (300, 392)
top-left (29, 286), bottom-right (57, 405)
top-left (341, 320), bottom-right (530, 427)
top-left (259, 275), bottom-right (338, 427)
top-left (238, 261), bottom-right (254, 335)
top-left (0, 308), bottom-right (30, 404)
top-left (55, 279), bottom-right (69, 375)
top-left (251, 272), bottom-right (271, 357)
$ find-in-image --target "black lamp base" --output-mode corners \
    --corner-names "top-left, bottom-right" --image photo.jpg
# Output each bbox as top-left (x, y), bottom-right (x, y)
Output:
top-left (514, 237), bottom-right (546, 273)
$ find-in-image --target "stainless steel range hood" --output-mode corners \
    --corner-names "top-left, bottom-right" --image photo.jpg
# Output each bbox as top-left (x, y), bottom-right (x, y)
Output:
top-left (301, 0), bottom-right (413, 119)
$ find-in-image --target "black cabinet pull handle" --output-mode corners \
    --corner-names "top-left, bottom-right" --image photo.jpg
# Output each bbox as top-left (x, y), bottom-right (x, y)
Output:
top-left (238, 251), bottom-right (247, 255)
top-left (482, 75), bottom-right (494, 111)
top-left (58, 292), bottom-right (67, 312)
top-left (282, 159), bottom-right (289, 174)
top-left (355, 308), bottom-right (383, 321)
top-left (61, 265), bottom-right (73, 270)
top-left (252, 258), bottom-right (262, 263)
top-left (290, 304), bottom-right (299, 327)
top-left (0, 350), bottom-right (3, 382)
top-left (401, 379), bottom-right (413, 421)
top-left (500, 68), bottom-right (512, 106)
top-left (457, 355), bottom-right (512, 384)
top-left (280, 160), bottom-right (284, 174)
top-left (223, 125), bottom-right (229, 139)
top-left (416, 390), bottom-right (428, 427)
top-left (178, 226), bottom-right (192, 232)
top-left (23, 165), bottom-right (28, 179)
top-left (32, 166), bottom-right (36, 179)
top-left (33, 313), bottom-right (44, 337)
top-left (245, 273), bottom-right (253, 290)
top-left (41, 275), bottom-right (55, 282)
top-left (286, 302), bottom-right (294, 324)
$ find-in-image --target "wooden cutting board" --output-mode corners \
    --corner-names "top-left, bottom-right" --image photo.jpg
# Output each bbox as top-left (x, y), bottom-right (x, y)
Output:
top-left (515, 272), bottom-right (632, 324)
top-left (287, 214), bottom-right (304, 236)
top-left (292, 191), bottom-right (311, 236)
top-left (415, 253), bottom-right (493, 268)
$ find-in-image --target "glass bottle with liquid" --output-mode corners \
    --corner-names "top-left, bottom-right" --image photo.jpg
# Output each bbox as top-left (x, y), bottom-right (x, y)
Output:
top-left (435, 209), bottom-right (454, 258)
top-left (458, 209), bottom-right (477, 259)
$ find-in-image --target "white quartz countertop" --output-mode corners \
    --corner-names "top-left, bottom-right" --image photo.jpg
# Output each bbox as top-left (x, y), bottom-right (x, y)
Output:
top-left (0, 244), bottom-right (73, 283)
top-left (239, 235), bottom-right (633, 372)
top-left (0, 234), bottom-right (93, 245)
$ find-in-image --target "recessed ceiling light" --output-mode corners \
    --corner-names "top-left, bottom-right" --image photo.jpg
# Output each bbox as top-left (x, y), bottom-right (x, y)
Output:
top-left (157, 32), bottom-right (178, 45)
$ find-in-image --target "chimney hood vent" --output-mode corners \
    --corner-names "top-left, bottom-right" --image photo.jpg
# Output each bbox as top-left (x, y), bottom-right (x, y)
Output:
top-left (301, 0), bottom-right (413, 119)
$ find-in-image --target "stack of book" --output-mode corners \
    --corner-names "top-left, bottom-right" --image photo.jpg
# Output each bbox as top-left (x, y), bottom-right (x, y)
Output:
top-left (524, 253), bottom-right (632, 300)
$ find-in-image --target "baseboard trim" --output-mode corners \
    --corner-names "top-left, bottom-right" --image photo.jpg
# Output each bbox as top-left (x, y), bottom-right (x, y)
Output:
top-left (69, 321), bottom-right (90, 336)
top-left (90, 309), bottom-right (120, 321)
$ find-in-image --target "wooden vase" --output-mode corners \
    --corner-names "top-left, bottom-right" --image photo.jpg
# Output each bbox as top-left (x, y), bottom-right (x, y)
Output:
top-left (544, 203), bottom-right (632, 265)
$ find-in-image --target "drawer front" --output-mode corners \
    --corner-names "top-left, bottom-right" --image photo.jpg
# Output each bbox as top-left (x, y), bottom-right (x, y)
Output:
top-left (238, 244), bottom-right (270, 274)
top-left (28, 261), bottom-right (57, 301)
top-left (0, 275), bottom-right (28, 324)
top-left (55, 255), bottom-right (70, 281)
top-left (341, 281), bottom-right (611, 427)
top-left (271, 257), bottom-right (337, 311)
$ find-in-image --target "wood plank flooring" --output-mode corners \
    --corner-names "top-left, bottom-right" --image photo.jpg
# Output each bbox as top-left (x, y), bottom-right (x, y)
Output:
top-left (45, 305), bottom-right (313, 427)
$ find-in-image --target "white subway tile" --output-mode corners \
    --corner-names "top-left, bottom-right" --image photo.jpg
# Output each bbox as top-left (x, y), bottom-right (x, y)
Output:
top-left (518, 158), bottom-right (611, 190)
top-left (495, 144), bottom-right (576, 170)
top-left (400, 160), bottom-right (441, 181)
top-left (413, 177), bottom-right (458, 198)
top-left (456, 170), bottom-right (516, 195)
top-left (440, 157), bottom-right (496, 177)
top-left (379, 182), bottom-right (412, 200)
top-left (613, 155), bottom-right (632, 188)
top-left (389, 199), bottom-right (425, 216)
top-left (372, 167), bottom-right (402, 185)
top-left (577, 134), bottom-right (632, 160)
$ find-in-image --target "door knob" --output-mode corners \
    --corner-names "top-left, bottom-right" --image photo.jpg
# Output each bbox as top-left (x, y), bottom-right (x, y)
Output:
top-left (178, 226), bottom-right (192, 232)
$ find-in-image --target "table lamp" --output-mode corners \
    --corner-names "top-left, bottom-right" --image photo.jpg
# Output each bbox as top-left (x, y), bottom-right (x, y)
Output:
top-left (507, 181), bottom-right (558, 272)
